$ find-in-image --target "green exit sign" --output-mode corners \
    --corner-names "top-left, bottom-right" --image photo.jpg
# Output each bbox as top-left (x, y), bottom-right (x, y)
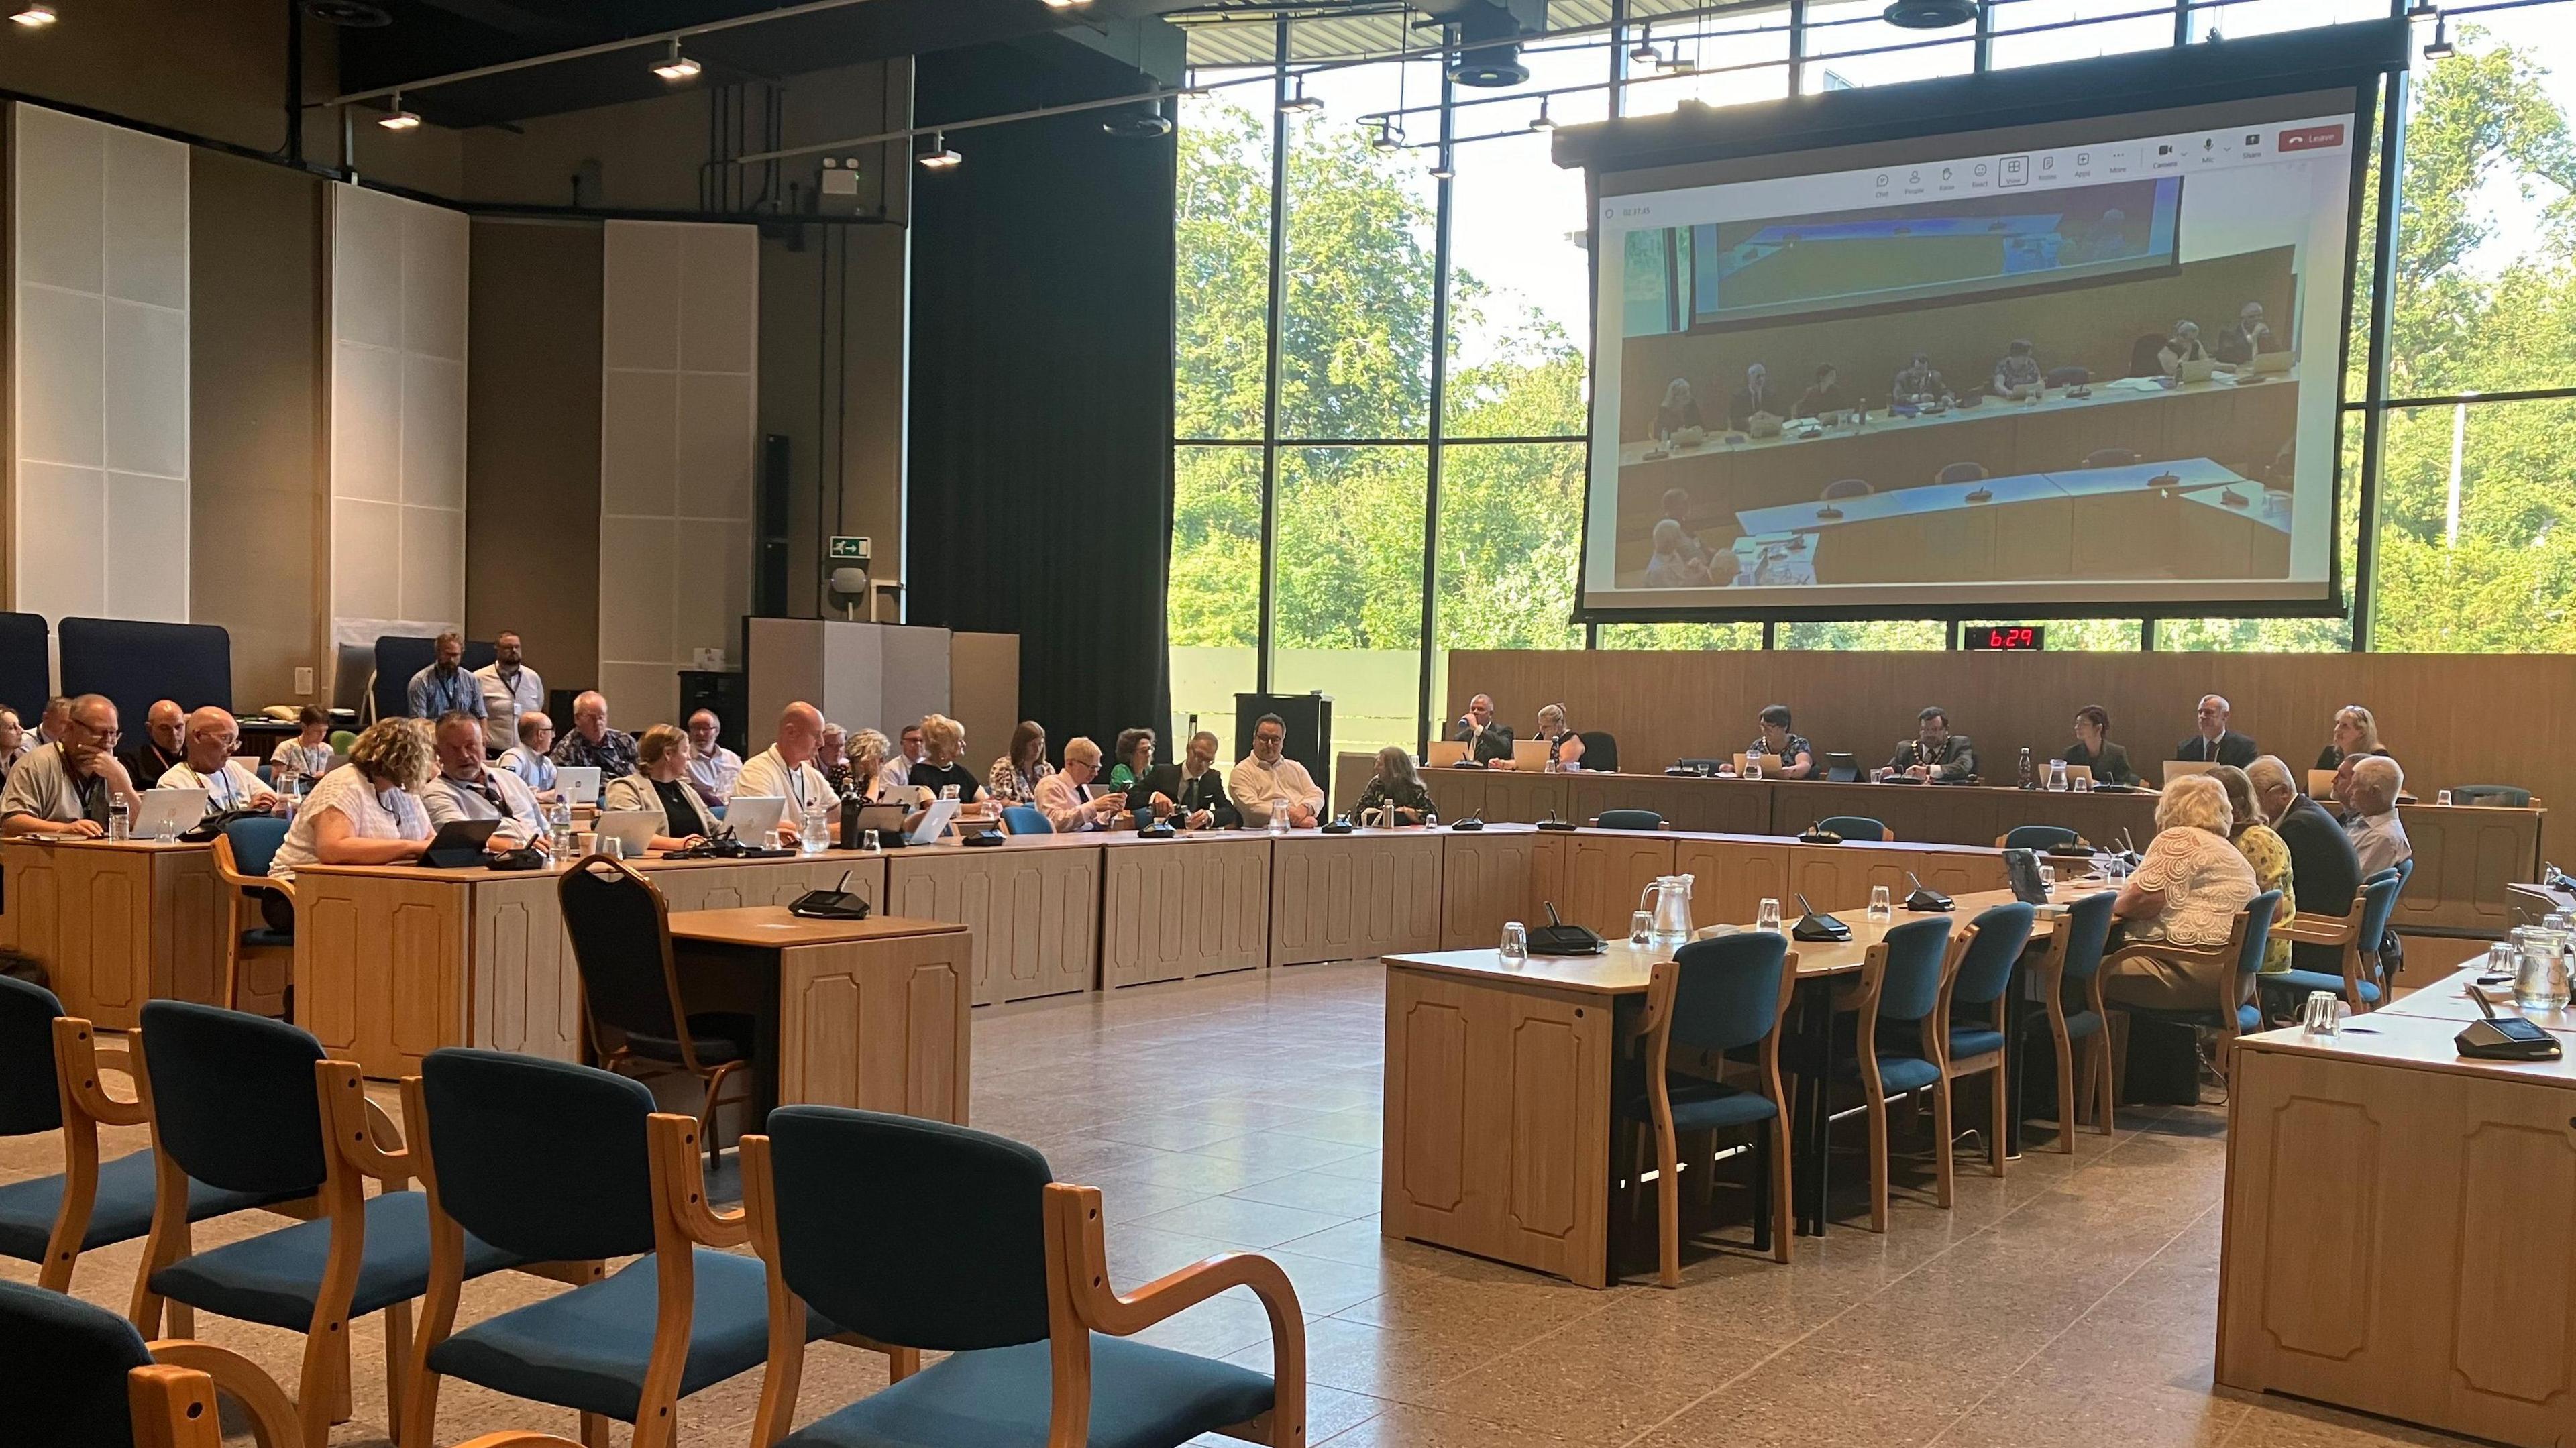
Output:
top-left (827, 536), bottom-right (869, 561)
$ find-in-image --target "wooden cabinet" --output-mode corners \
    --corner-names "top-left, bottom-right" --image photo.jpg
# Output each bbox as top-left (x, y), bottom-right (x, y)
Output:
top-left (0, 840), bottom-right (224, 1028)
top-left (888, 844), bottom-right (1098, 1006)
top-left (1098, 836), bottom-right (1269, 989)
top-left (770, 930), bottom-right (973, 1121)
top-left (1270, 831), bottom-right (1442, 968)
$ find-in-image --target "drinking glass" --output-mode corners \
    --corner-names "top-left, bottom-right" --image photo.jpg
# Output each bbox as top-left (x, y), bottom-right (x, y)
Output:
top-left (2301, 990), bottom-right (2345, 1035)
top-left (941, 784), bottom-right (961, 801)
top-left (2485, 942), bottom-right (2518, 980)
top-left (2072, 773), bottom-right (2093, 793)
top-left (1745, 757), bottom-right (1764, 781)
top-left (2039, 863), bottom-right (2057, 893)
top-left (861, 828), bottom-right (881, 853)
top-left (763, 830), bottom-right (784, 851)
top-left (1499, 922), bottom-right (1529, 964)
top-left (1756, 897), bottom-right (1784, 933)
top-left (2436, 789), bottom-right (2453, 807)
top-left (1867, 885), bottom-right (1892, 924)
top-left (1630, 910), bottom-right (1654, 948)
top-left (598, 835), bottom-right (624, 860)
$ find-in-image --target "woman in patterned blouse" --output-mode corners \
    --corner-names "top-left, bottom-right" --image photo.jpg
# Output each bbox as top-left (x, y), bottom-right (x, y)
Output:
top-left (987, 720), bottom-right (1055, 803)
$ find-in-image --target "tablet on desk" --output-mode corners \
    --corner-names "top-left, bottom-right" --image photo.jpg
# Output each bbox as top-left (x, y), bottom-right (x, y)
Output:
top-left (555, 767), bottom-right (602, 805)
top-left (131, 788), bottom-right (209, 838)
top-left (421, 819), bottom-right (500, 869)
top-left (2163, 759), bottom-right (2220, 787)
top-left (851, 802), bottom-right (911, 840)
top-left (722, 795), bottom-right (786, 842)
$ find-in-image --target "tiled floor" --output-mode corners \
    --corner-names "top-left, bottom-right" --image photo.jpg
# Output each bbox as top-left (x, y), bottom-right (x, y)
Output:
top-left (3, 962), bottom-right (2479, 1447)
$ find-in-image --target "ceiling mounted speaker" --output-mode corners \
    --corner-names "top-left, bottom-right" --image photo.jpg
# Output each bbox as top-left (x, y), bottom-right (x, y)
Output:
top-left (1448, 42), bottom-right (1529, 87)
top-left (1883, 0), bottom-right (1978, 27)
top-left (303, 0), bottom-right (393, 25)
top-left (1100, 105), bottom-right (1173, 139)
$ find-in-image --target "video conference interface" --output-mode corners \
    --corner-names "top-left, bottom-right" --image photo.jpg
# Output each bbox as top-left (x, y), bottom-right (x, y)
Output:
top-left (1580, 92), bottom-right (2359, 616)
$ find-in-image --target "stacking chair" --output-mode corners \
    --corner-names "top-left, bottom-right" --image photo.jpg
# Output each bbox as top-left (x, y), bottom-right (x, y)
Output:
top-left (1001, 804), bottom-right (1053, 835)
top-left (400, 1048), bottom-right (828, 1448)
top-left (1817, 814), bottom-right (1893, 842)
top-left (1999, 824), bottom-right (2080, 852)
top-left (1935, 903), bottom-right (2037, 1178)
top-left (1791, 915), bottom-right (1953, 1232)
top-left (2261, 871), bottom-right (2403, 1015)
top-left (1934, 461), bottom-right (1986, 486)
top-left (211, 816), bottom-right (294, 1013)
top-left (1618, 931), bottom-right (1797, 1285)
top-left (743, 1106), bottom-right (1305, 1448)
top-left (1595, 808), bottom-right (1665, 830)
top-left (2104, 891), bottom-right (2284, 1087)
top-left (558, 855), bottom-right (755, 1162)
top-left (2022, 890), bottom-right (2119, 1151)
top-left (0, 1276), bottom-right (299, 1448)
top-left (129, 1000), bottom-right (526, 1448)
top-left (0, 978), bottom-right (297, 1296)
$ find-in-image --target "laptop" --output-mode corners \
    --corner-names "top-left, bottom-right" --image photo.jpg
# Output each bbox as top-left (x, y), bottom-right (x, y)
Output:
top-left (2244, 350), bottom-right (2293, 376)
top-left (2163, 759), bottom-right (2220, 787)
top-left (555, 767), bottom-right (602, 805)
top-left (1509, 739), bottom-right (1552, 772)
top-left (131, 787), bottom-right (210, 838)
top-left (2308, 767), bottom-right (2343, 801)
top-left (910, 797), bottom-right (961, 846)
top-left (721, 794), bottom-right (786, 843)
top-left (2063, 764), bottom-right (2096, 786)
top-left (1425, 740), bottom-right (1471, 767)
top-left (2176, 357), bottom-right (2218, 384)
top-left (592, 810), bottom-right (660, 856)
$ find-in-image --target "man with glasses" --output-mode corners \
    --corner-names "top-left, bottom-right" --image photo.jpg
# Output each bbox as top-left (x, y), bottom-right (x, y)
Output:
top-left (156, 707), bottom-right (280, 815)
top-left (419, 711), bottom-right (548, 850)
top-left (0, 693), bottom-right (142, 837)
top-left (1228, 713), bottom-right (1323, 829)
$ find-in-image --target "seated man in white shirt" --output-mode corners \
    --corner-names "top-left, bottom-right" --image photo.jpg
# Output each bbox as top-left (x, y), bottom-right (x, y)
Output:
top-left (1227, 712), bottom-right (1323, 829)
top-left (2341, 753), bottom-right (2413, 877)
top-left (684, 708), bottom-right (743, 807)
top-left (419, 710), bottom-right (550, 850)
top-left (735, 700), bottom-right (838, 844)
top-left (877, 721), bottom-right (924, 800)
top-left (1032, 738), bottom-right (1123, 832)
top-left (501, 711), bottom-right (560, 803)
top-left (155, 707), bottom-right (279, 816)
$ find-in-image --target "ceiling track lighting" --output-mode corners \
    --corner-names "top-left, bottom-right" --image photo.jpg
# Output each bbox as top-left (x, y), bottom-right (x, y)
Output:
top-left (1528, 97), bottom-right (1554, 133)
top-left (2422, 17), bottom-right (2454, 57)
top-left (378, 91), bottom-right (420, 130)
top-left (1279, 78), bottom-right (1323, 113)
top-left (918, 131), bottom-right (961, 169)
top-left (9, 3), bottom-right (54, 26)
top-left (652, 36), bottom-right (701, 80)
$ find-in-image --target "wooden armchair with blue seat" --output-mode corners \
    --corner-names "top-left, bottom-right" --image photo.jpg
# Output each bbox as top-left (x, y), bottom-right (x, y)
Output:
top-left (2019, 890), bottom-right (2119, 1151)
top-left (1935, 901), bottom-right (2037, 1179)
top-left (211, 816), bottom-right (294, 1015)
top-left (1786, 915), bottom-right (1954, 1233)
top-left (397, 1047), bottom-right (843, 1448)
top-left (1817, 815), bottom-right (1893, 842)
top-left (1619, 930), bottom-right (1798, 1286)
top-left (126, 1000), bottom-right (532, 1448)
top-left (2103, 891), bottom-right (2284, 1089)
top-left (2260, 870), bottom-right (2402, 1017)
top-left (741, 1105), bottom-right (1307, 1448)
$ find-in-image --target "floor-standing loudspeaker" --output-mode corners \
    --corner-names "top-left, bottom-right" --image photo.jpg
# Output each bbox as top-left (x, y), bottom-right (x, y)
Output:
top-left (755, 433), bottom-right (791, 617)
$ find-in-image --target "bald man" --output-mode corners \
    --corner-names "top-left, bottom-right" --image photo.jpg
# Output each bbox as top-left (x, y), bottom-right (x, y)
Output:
top-left (735, 702), bottom-right (839, 840)
top-left (157, 706), bottom-right (278, 814)
top-left (549, 690), bottom-right (637, 779)
top-left (119, 698), bottom-right (187, 787)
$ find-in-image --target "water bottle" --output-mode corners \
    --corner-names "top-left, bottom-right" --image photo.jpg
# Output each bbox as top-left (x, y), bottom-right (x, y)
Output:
top-left (2017, 748), bottom-right (2036, 791)
top-left (549, 797), bottom-right (574, 854)
top-left (107, 796), bottom-right (130, 841)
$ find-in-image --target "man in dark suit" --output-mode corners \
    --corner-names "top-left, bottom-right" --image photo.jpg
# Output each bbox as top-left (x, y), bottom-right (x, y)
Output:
top-left (1727, 362), bottom-right (1778, 431)
top-left (1890, 706), bottom-right (1976, 781)
top-left (2174, 694), bottom-right (2257, 767)
top-left (2251, 756), bottom-right (2363, 977)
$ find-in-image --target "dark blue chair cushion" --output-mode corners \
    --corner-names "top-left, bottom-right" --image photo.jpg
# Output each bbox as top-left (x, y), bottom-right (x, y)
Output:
top-left (421, 1048), bottom-right (660, 1263)
top-left (2033, 1007), bottom-right (2104, 1041)
top-left (780, 1335), bottom-right (1275, 1448)
top-left (2003, 825), bottom-right (2078, 852)
top-left (1615, 1077), bottom-right (1778, 1134)
top-left (0, 1149), bottom-right (294, 1264)
top-left (1947, 1028), bottom-right (2006, 1062)
top-left (1783, 1030), bottom-right (1941, 1097)
top-left (1873, 1055), bottom-right (1942, 1095)
top-left (2263, 970), bottom-right (2381, 1005)
top-left (428, 1249), bottom-right (825, 1423)
top-left (0, 1276), bottom-right (153, 1448)
top-left (1949, 903), bottom-right (2037, 1007)
top-left (1596, 809), bottom-right (1662, 832)
top-left (622, 1013), bottom-right (754, 1067)
top-left (150, 1189), bottom-right (519, 1329)
top-left (138, 1001), bottom-right (328, 1197)
top-left (239, 928), bottom-right (295, 950)
top-left (0, 974), bottom-right (66, 1137)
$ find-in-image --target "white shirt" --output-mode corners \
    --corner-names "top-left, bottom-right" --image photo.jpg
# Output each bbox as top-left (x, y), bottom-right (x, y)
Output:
top-left (156, 759), bottom-right (270, 814)
top-left (500, 744), bottom-right (557, 796)
top-left (270, 765), bottom-right (429, 884)
top-left (877, 755), bottom-right (918, 801)
top-left (421, 765), bottom-right (549, 844)
top-left (472, 663), bottom-right (546, 755)
top-left (270, 738), bottom-right (333, 779)
top-left (1032, 771), bottom-right (1116, 832)
top-left (686, 743), bottom-right (743, 805)
top-left (737, 745), bottom-right (835, 814)
top-left (1228, 753), bottom-right (1323, 827)
top-left (2345, 809), bottom-right (2413, 878)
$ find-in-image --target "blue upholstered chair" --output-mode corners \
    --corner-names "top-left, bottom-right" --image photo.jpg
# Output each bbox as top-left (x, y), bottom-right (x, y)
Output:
top-left (1001, 804), bottom-right (1052, 835)
top-left (1789, 915), bottom-right (1953, 1232)
top-left (211, 815), bottom-right (294, 1013)
top-left (2023, 890), bottom-right (2120, 1151)
top-left (2259, 871), bottom-right (2404, 1015)
top-left (0, 1276), bottom-right (301, 1448)
top-left (1617, 931), bottom-right (1796, 1284)
top-left (2106, 891), bottom-right (2285, 1082)
top-left (1817, 814), bottom-right (1892, 842)
top-left (1936, 902), bottom-right (2037, 1182)
top-left (2000, 824), bottom-right (2080, 852)
top-left (742, 1107), bottom-right (1306, 1448)
top-left (1595, 808), bottom-right (1664, 831)
top-left (0, 979), bottom-right (294, 1300)
top-left (400, 1048), bottom-right (826, 1448)
top-left (129, 1001), bottom-right (524, 1447)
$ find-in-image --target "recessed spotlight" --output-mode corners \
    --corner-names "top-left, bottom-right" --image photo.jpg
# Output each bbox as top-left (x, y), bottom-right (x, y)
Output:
top-left (378, 92), bottom-right (420, 130)
top-left (918, 131), bottom-right (961, 169)
top-left (2422, 17), bottom-right (2454, 56)
top-left (1529, 98), bottom-right (1555, 133)
top-left (1041, 0), bottom-right (1091, 7)
top-left (652, 37), bottom-right (700, 81)
top-left (1279, 79), bottom-right (1323, 113)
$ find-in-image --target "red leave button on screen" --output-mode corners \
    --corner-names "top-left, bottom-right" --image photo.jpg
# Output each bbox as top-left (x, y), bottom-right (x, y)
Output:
top-left (2276, 124), bottom-right (2345, 152)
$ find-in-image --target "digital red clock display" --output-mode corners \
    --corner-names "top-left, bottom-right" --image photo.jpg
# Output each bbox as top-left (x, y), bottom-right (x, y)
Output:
top-left (1964, 626), bottom-right (2045, 651)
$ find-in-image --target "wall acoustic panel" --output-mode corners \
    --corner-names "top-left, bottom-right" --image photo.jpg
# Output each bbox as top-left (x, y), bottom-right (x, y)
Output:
top-left (11, 103), bottom-right (190, 624)
top-left (331, 184), bottom-right (466, 638)
top-left (599, 221), bottom-right (756, 728)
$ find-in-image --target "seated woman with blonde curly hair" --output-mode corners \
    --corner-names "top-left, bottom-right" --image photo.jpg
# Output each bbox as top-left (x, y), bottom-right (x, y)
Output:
top-left (2104, 773), bottom-right (2259, 1013)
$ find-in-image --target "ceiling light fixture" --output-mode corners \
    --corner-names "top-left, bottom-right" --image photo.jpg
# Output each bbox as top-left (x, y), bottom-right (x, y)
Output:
top-left (378, 91), bottom-right (420, 129)
top-left (653, 36), bottom-right (701, 80)
top-left (1883, 0), bottom-right (1980, 28)
top-left (1369, 119), bottom-right (1403, 152)
top-left (1040, 0), bottom-right (1091, 8)
top-left (1629, 23), bottom-right (1657, 64)
top-left (1430, 156), bottom-right (1454, 180)
top-left (1528, 97), bottom-right (1554, 133)
top-left (9, 3), bottom-right (54, 26)
top-left (918, 131), bottom-right (961, 169)
top-left (2422, 16), bottom-right (2454, 56)
top-left (1279, 78), bottom-right (1323, 113)
top-left (2404, 0), bottom-right (2436, 15)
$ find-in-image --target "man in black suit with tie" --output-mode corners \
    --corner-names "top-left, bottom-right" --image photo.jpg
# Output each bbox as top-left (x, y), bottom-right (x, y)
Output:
top-left (2174, 693), bottom-right (2257, 768)
top-left (1727, 362), bottom-right (1778, 431)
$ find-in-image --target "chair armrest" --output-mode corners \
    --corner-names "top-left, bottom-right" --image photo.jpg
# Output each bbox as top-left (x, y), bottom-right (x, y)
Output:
top-left (317, 1062), bottom-right (410, 1184)
top-left (1044, 1183), bottom-right (1306, 1339)
top-left (53, 1017), bottom-right (148, 1127)
top-left (451, 1436), bottom-right (590, 1448)
top-left (647, 1113), bottom-right (747, 1247)
top-left (146, 1339), bottom-right (299, 1448)
top-left (2275, 916), bottom-right (2355, 947)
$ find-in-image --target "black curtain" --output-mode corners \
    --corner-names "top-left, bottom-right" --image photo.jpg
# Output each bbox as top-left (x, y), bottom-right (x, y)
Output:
top-left (908, 40), bottom-right (1175, 758)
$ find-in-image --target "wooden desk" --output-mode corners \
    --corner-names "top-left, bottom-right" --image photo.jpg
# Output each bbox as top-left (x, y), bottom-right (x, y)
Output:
top-left (2218, 1013), bottom-right (2576, 1447)
top-left (1096, 831), bottom-right (1271, 989)
top-left (2377, 964), bottom-right (2576, 1034)
top-left (665, 907), bottom-right (971, 1123)
top-left (1269, 828), bottom-right (1444, 969)
top-left (0, 838), bottom-right (225, 1027)
top-left (885, 834), bottom-right (1100, 1006)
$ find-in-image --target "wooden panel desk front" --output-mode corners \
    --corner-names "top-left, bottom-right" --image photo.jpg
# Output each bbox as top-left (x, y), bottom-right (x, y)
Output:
top-left (885, 834), bottom-right (1099, 1007)
top-left (2218, 1013), bottom-right (2576, 1448)
top-left (1271, 828), bottom-right (1444, 968)
top-left (665, 907), bottom-right (971, 1123)
top-left (1097, 832), bottom-right (1271, 989)
top-left (0, 838), bottom-right (225, 1027)
top-left (297, 853), bottom-right (889, 1080)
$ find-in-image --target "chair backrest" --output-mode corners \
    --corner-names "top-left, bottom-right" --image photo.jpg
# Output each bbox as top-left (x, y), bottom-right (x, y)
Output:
top-left (1000, 804), bottom-right (1051, 836)
top-left (0, 1278), bottom-right (154, 1448)
top-left (328, 729), bottom-right (358, 755)
top-left (1950, 902), bottom-right (2037, 1007)
top-left (0, 974), bottom-right (64, 1137)
top-left (1934, 461), bottom-right (1986, 486)
top-left (421, 1048), bottom-right (661, 1262)
top-left (1597, 808), bottom-right (1662, 831)
top-left (2046, 366), bottom-right (2092, 388)
top-left (1666, 932), bottom-right (1791, 1054)
top-left (1877, 917), bottom-right (1954, 1024)
top-left (2002, 824), bottom-right (2078, 852)
top-left (1821, 478), bottom-right (1873, 500)
top-left (1577, 730), bottom-right (1619, 773)
top-left (764, 1106), bottom-right (1054, 1352)
top-left (222, 815), bottom-right (292, 878)
top-left (2056, 890), bottom-right (2118, 985)
top-left (557, 858), bottom-right (686, 1047)
top-left (1819, 815), bottom-right (1889, 842)
top-left (2352, 873), bottom-right (2403, 958)
top-left (2233, 890), bottom-right (2286, 981)
top-left (2451, 784), bottom-right (2531, 807)
top-left (137, 1000), bottom-right (328, 1198)
top-left (2083, 447), bottom-right (2140, 469)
